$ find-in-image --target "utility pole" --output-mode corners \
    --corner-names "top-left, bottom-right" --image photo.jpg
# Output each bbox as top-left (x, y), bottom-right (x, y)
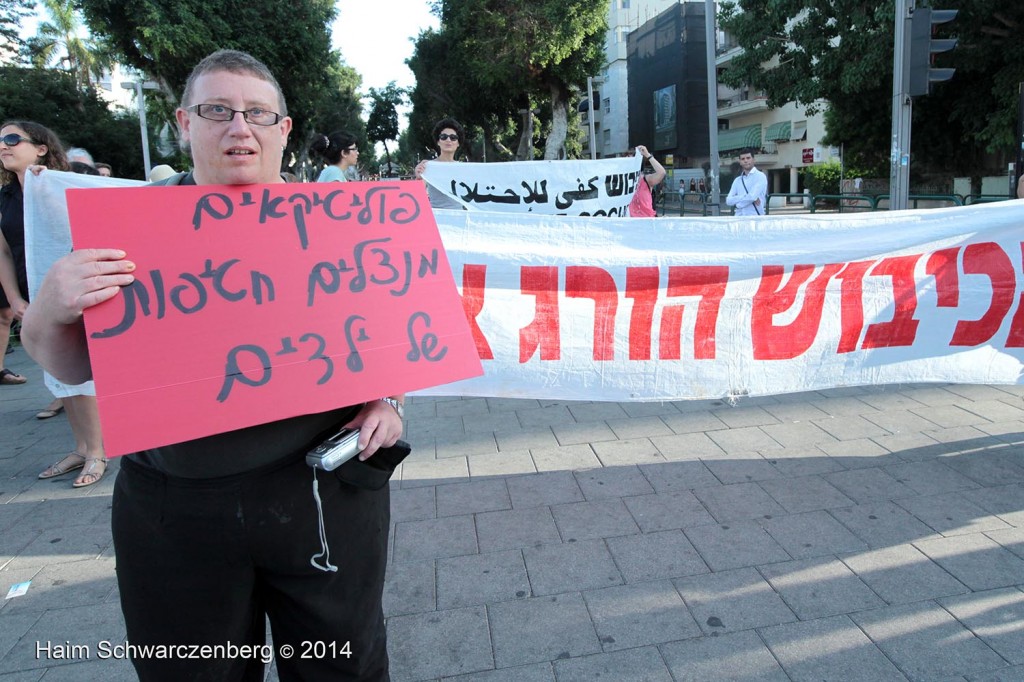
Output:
top-left (889, 0), bottom-right (913, 211)
top-left (704, 0), bottom-right (720, 209)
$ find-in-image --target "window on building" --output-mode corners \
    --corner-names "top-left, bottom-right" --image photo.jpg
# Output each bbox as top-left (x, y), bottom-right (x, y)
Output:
top-left (791, 120), bottom-right (808, 141)
top-left (603, 129), bottom-right (611, 146)
top-left (620, 0), bottom-right (630, 8)
top-left (603, 97), bottom-right (611, 113)
top-left (619, 28), bottom-right (629, 43)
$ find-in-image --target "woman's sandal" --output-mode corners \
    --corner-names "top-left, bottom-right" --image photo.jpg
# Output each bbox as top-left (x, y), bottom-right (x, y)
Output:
top-left (73, 458), bottom-right (108, 488)
top-left (38, 452), bottom-right (86, 479)
top-left (36, 399), bottom-right (64, 420)
top-left (0, 368), bottom-right (27, 385)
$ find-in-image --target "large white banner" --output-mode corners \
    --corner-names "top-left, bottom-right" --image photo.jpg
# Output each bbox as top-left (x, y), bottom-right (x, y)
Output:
top-left (25, 171), bottom-right (1024, 401)
top-left (421, 153), bottom-right (642, 216)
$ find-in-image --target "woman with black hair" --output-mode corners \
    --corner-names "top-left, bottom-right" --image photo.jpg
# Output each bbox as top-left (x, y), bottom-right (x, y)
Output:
top-left (310, 130), bottom-right (360, 182)
top-left (0, 120), bottom-right (107, 487)
top-left (414, 117), bottom-right (467, 209)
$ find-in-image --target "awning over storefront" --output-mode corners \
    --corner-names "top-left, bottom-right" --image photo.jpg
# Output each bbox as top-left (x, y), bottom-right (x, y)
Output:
top-left (718, 124), bottom-right (762, 152)
top-left (764, 121), bottom-right (792, 142)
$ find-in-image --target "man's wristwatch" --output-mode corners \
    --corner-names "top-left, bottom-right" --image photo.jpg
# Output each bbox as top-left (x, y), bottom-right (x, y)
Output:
top-left (379, 397), bottom-right (404, 419)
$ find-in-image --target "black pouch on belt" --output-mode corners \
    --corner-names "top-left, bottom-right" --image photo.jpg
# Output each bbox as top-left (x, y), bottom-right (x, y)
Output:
top-left (333, 440), bottom-right (412, 490)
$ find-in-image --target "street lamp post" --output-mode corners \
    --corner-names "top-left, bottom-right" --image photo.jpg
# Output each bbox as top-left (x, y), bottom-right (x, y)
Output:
top-left (121, 79), bottom-right (160, 178)
top-left (705, 0), bottom-right (721, 210)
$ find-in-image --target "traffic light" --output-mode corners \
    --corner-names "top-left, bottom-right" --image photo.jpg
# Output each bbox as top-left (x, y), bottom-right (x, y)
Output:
top-left (907, 7), bottom-right (958, 97)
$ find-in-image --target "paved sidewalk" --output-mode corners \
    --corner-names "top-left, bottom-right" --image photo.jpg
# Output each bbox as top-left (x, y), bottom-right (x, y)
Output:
top-left (1, 344), bottom-right (1023, 681)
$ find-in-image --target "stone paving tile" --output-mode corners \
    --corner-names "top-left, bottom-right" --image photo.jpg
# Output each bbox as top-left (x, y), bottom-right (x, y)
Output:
top-left (402, 457), bottom-right (470, 488)
top-left (701, 452), bottom-right (783, 484)
top-left (985, 528), bottom-right (1024, 560)
top-left (939, 587), bottom-right (1024, 665)
top-left (4, 523), bottom-right (111, 571)
top-left (550, 499), bottom-right (640, 542)
top-left (5, 498), bottom-right (109, 535)
top-left (437, 549), bottom-right (530, 609)
top-left (590, 437), bottom-right (665, 467)
top-left (940, 451), bottom-right (1024, 487)
top-left (760, 557), bottom-right (884, 622)
top-left (659, 410), bottom-right (729, 434)
top-left (896, 492), bottom-right (1012, 537)
top-left (2, 601), bottom-right (126, 671)
top-left (813, 415), bottom-right (892, 441)
top-left (871, 432), bottom-right (948, 462)
top-left (492, 428), bottom-right (559, 452)
top-left (960, 483), bottom-right (1024, 527)
top-left (383, 559), bottom-right (436, 617)
top-left (637, 460), bottom-right (720, 493)
top-left (487, 593), bottom-right (600, 668)
top-left (966, 665), bottom-right (1024, 682)
top-left (467, 451), bottom-right (537, 478)
top-left (24, 657), bottom-right (135, 680)
top-left (758, 475), bottom-right (856, 513)
top-left (605, 530), bottom-right (708, 583)
top-left (898, 386), bottom-right (965, 406)
top-left (393, 515), bottom-right (478, 563)
top-left (763, 447), bottom-right (846, 478)
top-left (623, 491), bottom-right (716, 532)
top-left (852, 601), bottom-right (1007, 682)
top-left (604, 416), bottom-right (674, 440)
top-left (760, 614), bottom-right (907, 682)
top-left (564, 403), bottom-right (628, 422)
top-left (824, 467), bottom-right (917, 503)
top-left (551, 646), bottom-right (672, 682)
top-left (436, 480), bottom-right (511, 517)
top-left (914, 534), bottom-right (1024, 591)
top-left (674, 566), bottom-right (797, 636)
top-left (911, 404), bottom-right (991, 429)
top-left (760, 510), bottom-right (869, 559)
top-left (818, 437), bottom-right (901, 469)
top-left (549, 422), bottom-right (617, 447)
top-left (390, 486), bottom-right (436, 523)
top-left (690, 482), bottom-right (786, 523)
top-left (461, 412), bottom-right (522, 434)
top-left (706, 426), bottom-right (783, 454)
top-left (515, 405), bottom-right (576, 428)
top-left (683, 520), bottom-right (791, 572)
top-left (857, 389), bottom-right (927, 411)
top-left (0, 605), bottom-right (42, 663)
top-left (387, 605), bottom-right (493, 680)
top-left (712, 406), bottom-right (780, 429)
top-left (529, 443), bottom-right (602, 472)
top-left (444, 662), bottom-right (554, 682)
top-left (649, 432), bottom-right (725, 460)
top-left (659, 629), bottom-right (789, 681)
top-left (947, 385), bottom-right (1022, 402)
top-left (573, 466), bottom-right (654, 501)
top-left (0, 527), bottom-right (43, 570)
top-left (760, 421), bottom-right (838, 449)
top-left (884, 460), bottom-right (982, 496)
top-left (761, 401), bottom-right (831, 423)
top-left (434, 431), bottom-right (499, 459)
top-left (522, 539), bottom-right (621, 596)
top-left (830, 501), bottom-right (944, 548)
top-left (960, 399), bottom-right (1024, 423)
top-left (505, 472), bottom-right (584, 509)
top-left (475, 507), bottom-right (560, 553)
top-left (1, 559), bottom-right (116, 615)
top-left (618, 401), bottom-right (679, 418)
top-left (839, 544), bottom-right (969, 605)
top-left (583, 580), bottom-right (700, 651)
top-left (975, 420), bottom-right (1024, 445)
top-left (484, 397), bottom-right (541, 412)
top-left (436, 398), bottom-right (491, 418)
top-left (405, 415), bottom-right (464, 441)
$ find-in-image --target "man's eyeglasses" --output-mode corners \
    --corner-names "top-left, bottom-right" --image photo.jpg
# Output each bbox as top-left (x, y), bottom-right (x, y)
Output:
top-left (343, 146), bottom-right (358, 153)
top-left (0, 134), bottom-right (34, 147)
top-left (438, 133), bottom-right (459, 141)
top-left (188, 103), bottom-right (283, 126)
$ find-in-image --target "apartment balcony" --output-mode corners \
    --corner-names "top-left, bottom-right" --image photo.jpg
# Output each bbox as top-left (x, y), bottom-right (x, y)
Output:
top-left (716, 92), bottom-right (769, 119)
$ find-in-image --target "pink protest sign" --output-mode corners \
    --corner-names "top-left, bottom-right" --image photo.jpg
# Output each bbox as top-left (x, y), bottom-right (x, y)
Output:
top-left (66, 181), bottom-right (482, 456)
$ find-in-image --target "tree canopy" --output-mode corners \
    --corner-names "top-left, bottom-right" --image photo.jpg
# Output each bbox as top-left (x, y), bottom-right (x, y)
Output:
top-left (407, 0), bottom-right (607, 161)
top-left (0, 0), bottom-right (33, 65)
top-left (77, 0), bottom-right (365, 171)
top-left (366, 82), bottom-right (406, 175)
top-left (718, 0), bottom-right (1024, 177)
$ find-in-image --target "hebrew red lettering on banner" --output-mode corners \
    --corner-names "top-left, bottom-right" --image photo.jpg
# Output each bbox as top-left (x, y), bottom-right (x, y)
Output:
top-left (835, 261), bottom-right (873, 353)
top-left (926, 247), bottom-right (961, 308)
top-left (862, 255), bottom-right (921, 349)
top-left (951, 242), bottom-right (1015, 346)
top-left (625, 267), bottom-right (659, 360)
top-left (519, 266), bottom-right (561, 362)
top-left (752, 263), bottom-right (844, 360)
top-left (460, 265), bottom-right (494, 359)
top-left (565, 266), bottom-right (619, 360)
top-left (660, 266), bottom-right (729, 359)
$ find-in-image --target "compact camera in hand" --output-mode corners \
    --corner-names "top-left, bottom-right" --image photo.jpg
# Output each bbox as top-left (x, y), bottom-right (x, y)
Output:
top-left (306, 428), bottom-right (362, 471)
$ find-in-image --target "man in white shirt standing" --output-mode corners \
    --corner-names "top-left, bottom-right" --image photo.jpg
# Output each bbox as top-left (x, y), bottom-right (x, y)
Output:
top-left (725, 147), bottom-right (768, 216)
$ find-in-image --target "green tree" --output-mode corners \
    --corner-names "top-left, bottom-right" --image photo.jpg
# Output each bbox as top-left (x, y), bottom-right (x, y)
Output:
top-left (0, 0), bottom-right (34, 65)
top-left (0, 65), bottom-right (145, 178)
top-left (408, 0), bottom-right (606, 160)
top-left (27, 0), bottom-right (112, 90)
top-left (366, 82), bottom-right (406, 175)
top-left (718, 0), bottom-right (1024, 177)
top-left (77, 0), bottom-right (365, 171)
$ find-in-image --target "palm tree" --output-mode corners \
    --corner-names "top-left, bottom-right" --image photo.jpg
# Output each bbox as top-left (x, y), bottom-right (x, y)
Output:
top-left (27, 0), bottom-right (109, 89)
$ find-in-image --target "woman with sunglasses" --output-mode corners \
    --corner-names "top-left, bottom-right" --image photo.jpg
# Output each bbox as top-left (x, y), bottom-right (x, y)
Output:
top-left (414, 117), bottom-right (467, 209)
top-left (311, 130), bottom-right (359, 182)
top-left (0, 121), bottom-right (108, 487)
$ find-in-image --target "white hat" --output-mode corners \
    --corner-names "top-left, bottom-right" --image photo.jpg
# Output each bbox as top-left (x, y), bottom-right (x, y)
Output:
top-left (148, 164), bottom-right (177, 182)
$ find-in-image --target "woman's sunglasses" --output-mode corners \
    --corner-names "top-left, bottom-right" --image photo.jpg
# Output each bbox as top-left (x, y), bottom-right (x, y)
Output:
top-left (0, 134), bottom-right (34, 147)
top-left (438, 133), bottom-right (459, 141)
